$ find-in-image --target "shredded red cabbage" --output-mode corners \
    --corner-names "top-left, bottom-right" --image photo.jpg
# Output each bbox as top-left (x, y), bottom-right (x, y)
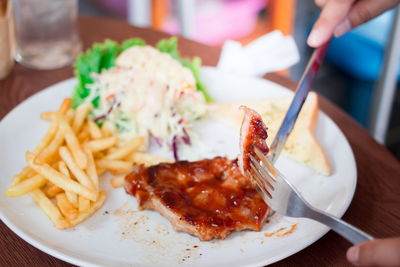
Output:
top-left (182, 127), bottom-right (191, 145)
top-left (149, 132), bottom-right (162, 147)
top-left (172, 135), bottom-right (179, 161)
top-left (94, 97), bottom-right (117, 122)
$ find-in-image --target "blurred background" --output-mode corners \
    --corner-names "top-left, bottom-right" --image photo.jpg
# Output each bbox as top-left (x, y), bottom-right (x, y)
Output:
top-left (78, 0), bottom-right (399, 159)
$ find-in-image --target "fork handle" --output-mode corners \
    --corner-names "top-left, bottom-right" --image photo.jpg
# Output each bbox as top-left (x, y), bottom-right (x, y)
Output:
top-left (306, 207), bottom-right (374, 244)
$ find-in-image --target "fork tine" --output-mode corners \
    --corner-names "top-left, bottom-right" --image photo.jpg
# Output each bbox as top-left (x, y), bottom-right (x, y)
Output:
top-left (250, 161), bottom-right (275, 192)
top-left (253, 146), bottom-right (277, 180)
top-left (249, 154), bottom-right (275, 190)
top-left (247, 170), bottom-right (272, 199)
top-left (255, 181), bottom-right (270, 202)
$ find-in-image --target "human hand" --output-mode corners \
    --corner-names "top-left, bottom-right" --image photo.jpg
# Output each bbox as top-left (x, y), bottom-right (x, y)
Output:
top-left (347, 237), bottom-right (400, 266)
top-left (307, 0), bottom-right (400, 47)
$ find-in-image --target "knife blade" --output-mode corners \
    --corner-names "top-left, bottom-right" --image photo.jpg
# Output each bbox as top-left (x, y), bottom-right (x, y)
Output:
top-left (268, 41), bottom-right (330, 164)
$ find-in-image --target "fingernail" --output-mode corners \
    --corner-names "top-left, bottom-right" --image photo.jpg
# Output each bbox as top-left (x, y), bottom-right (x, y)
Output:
top-left (347, 246), bottom-right (360, 265)
top-left (316, 0), bottom-right (327, 7)
top-left (307, 29), bottom-right (321, 47)
top-left (334, 19), bottom-right (352, 37)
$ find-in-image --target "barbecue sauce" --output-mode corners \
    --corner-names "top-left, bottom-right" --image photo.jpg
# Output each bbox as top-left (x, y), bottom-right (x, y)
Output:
top-left (125, 157), bottom-right (269, 240)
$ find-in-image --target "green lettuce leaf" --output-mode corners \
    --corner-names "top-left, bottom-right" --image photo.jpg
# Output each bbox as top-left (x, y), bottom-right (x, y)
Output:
top-left (72, 38), bottom-right (146, 108)
top-left (72, 37), bottom-right (212, 108)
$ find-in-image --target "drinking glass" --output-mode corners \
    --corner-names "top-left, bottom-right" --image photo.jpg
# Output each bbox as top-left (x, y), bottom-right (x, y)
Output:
top-left (12, 0), bottom-right (81, 70)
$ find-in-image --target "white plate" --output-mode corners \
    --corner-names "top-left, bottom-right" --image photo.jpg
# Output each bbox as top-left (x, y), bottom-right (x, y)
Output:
top-left (0, 67), bottom-right (356, 266)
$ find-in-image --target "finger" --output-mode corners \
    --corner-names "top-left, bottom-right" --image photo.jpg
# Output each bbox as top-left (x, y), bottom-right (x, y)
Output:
top-left (347, 0), bottom-right (400, 29)
top-left (347, 238), bottom-right (400, 266)
top-left (335, 0), bottom-right (400, 37)
top-left (308, 0), bottom-right (356, 47)
top-left (315, 0), bottom-right (328, 8)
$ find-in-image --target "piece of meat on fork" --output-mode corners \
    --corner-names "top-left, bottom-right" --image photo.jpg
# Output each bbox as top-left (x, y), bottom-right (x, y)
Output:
top-left (238, 106), bottom-right (269, 175)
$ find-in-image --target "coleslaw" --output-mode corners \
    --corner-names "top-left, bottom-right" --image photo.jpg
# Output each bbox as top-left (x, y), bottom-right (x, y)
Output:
top-left (72, 38), bottom-right (209, 159)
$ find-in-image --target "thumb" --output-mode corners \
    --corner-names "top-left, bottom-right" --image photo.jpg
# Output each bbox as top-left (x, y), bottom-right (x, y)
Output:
top-left (335, 0), bottom-right (400, 37)
top-left (347, 237), bottom-right (400, 266)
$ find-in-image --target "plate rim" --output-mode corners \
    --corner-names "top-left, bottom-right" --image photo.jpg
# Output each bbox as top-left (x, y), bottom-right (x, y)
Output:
top-left (0, 68), bottom-right (357, 266)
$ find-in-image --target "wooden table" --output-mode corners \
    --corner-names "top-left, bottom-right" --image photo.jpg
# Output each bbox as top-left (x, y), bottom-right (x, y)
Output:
top-left (1, 16), bottom-right (399, 267)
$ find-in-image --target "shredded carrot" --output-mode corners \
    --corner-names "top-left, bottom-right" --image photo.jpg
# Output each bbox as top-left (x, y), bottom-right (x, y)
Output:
top-left (106, 94), bottom-right (115, 101)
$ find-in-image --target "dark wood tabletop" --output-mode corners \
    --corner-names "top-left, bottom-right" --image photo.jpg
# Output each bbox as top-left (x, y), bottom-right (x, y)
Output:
top-left (0, 16), bottom-right (399, 267)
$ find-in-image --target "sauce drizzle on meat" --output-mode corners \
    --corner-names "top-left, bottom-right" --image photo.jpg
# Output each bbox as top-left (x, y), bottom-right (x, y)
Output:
top-left (125, 157), bottom-right (269, 241)
top-left (238, 106), bottom-right (269, 175)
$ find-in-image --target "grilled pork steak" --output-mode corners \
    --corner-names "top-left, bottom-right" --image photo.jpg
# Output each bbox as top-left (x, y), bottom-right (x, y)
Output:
top-left (125, 157), bottom-right (269, 241)
top-left (238, 106), bottom-right (269, 175)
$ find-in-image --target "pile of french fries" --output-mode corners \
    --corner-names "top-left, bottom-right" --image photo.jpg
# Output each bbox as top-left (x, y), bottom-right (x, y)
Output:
top-left (5, 98), bottom-right (170, 229)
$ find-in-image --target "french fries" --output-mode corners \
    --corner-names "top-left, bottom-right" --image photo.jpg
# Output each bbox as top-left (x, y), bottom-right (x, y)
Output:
top-left (78, 195), bottom-right (91, 213)
top-left (58, 161), bottom-right (78, 208)
top-left (35, 127), bottom-right (65, 164)
top-left (72, 103), bottom-right (92, 133)
top-left (56, 193), bottom-right (78, 220)
top-left (87, 119), bottom-right (102, 139)
top-left (30, 189), bottom-right (70, 229)
top-left (58, 98), bottom-right (72, 114)
top-left (83, 146), bottom-right (99, 192)
top-left (126, 152), bottom-right (172, 166)
top-left (5, 97), bottom-right (155, 229)
top-left (77, 124), bottom-right (90, 143)
top-left (95, 159), bottom-right (132, 174)
top-left (28, 156), bottom-right (97, 201)
top-left (106, 137), bottom-right (145, 160)
top-left (10, 166), bottom-right (35, 186)
top-left (100, 121), bottom-right (115, 137)
top-left (86, 136), bottom-right (118, 152)
top-left (40, 111), bottom-right (55, 120)
top-left (33, 117), bottom-right (58, 155)
top-left (44, 183), bottom-right (63, 198)
top-left (59, 146), bottom-right (94, 190)
top-left (5, 174), bottom-right (47, 197)
top-left (70, 191), bottom-right (106, 227)
top-left (59, 115), bottom-right (87, 169)
top-left (110, 175), bottom-right (125, 188)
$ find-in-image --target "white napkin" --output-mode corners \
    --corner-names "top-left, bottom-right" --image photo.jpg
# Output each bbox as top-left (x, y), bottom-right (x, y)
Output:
top-left (217, 30), bottom-right (300, 76)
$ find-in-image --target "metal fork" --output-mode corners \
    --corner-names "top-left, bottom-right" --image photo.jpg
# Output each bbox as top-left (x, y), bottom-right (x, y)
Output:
top-left (248, 146), bottom-right (374, 244)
